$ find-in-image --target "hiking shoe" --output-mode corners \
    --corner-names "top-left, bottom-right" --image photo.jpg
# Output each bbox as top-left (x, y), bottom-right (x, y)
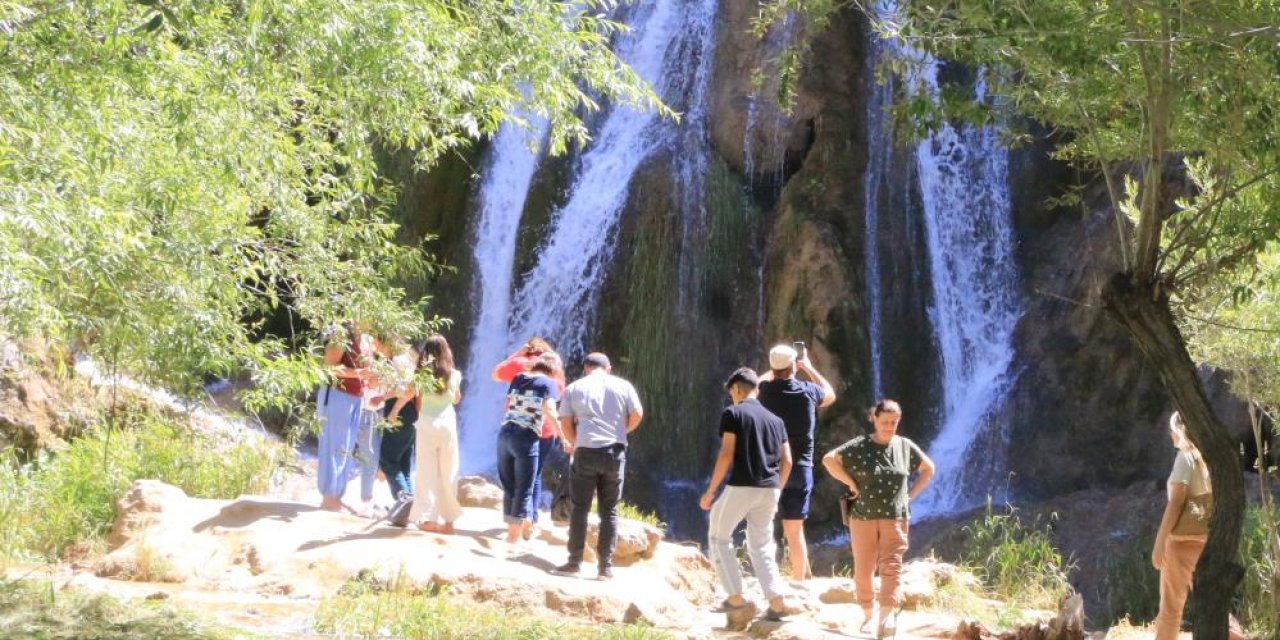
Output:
top-left (550, 562), bottom-right (581, 577)
top-left (597, 566), bottom-right (613, 581)
top-left (710, 598), bottom-right (736, 613)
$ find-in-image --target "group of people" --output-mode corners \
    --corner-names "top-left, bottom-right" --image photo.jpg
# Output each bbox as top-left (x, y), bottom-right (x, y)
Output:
top-left (313, 327), bottom-right (646, 580)
top-left (315, 322), bottom-right (464, 533)
top-left (699, 345), bottom-right (934, 638)
top-left (315, 328), bottom-right (1228, 639)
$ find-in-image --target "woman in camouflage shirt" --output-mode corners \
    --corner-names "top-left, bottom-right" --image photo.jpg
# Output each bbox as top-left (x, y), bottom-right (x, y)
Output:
top-left (822, 399), bottom-right (935, 639)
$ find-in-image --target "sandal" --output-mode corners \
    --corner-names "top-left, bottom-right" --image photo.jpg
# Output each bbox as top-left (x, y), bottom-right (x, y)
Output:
top-left (417, 521), bottom-right (441, 532)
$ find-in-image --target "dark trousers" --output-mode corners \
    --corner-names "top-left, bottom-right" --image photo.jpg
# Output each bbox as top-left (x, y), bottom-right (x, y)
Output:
top-left (497, 424), bottom-right (540, 523)
top-left (567, 445), bottom-right (625, 569)
top-left (531, 435), bottom-right (561, 524)
top-left (379, 399), bottom-right (417, 499)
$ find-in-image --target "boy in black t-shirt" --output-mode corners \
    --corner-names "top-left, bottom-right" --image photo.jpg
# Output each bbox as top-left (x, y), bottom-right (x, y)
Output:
top-left (699, 368), bottom-right (793, 621)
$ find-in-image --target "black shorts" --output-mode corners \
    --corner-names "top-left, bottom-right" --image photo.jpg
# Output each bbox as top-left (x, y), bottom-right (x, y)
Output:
top-left (778, 465), bottom-right (814, 520)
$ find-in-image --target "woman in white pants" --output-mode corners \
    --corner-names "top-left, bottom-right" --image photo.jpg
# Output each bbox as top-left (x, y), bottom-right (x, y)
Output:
top-left (410, 334), bottom-right (464, 533)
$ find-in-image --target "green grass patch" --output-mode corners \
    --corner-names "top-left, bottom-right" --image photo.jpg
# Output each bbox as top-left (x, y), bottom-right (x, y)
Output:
top-left (315, 571), bottom-right (672, 639)
top-left (0, 579), bottom-right (250, 639)
top-left (1100, 529), bottom-right (1159, 626)
top-left (959, 500), bottom-right (1075, 610)
top-left (0, 408), bottom-right (288, 562)
top-left (1239, 505), bottom-right (1280, 640)
top-left (616, 502), bottom-right (663, 529)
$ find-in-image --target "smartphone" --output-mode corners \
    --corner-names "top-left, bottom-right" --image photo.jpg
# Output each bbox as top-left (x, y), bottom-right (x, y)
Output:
top-left (793, 341), bottom-right (806, 360)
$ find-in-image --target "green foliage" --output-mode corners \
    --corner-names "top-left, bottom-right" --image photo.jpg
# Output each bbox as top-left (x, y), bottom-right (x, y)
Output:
top-left (0, 408), bottom-right (287, 561)
top-left (616, 501), bottom-right (663, 529)
top-left (1239, 506), bottom-right (1280, 639)
top-left (1100, 530), bottom-right (1160, 626)
top-left (959, 500), bottom-right (1075, 610)
top-left (0, 0), bottom-right (667, 410)
top-left (764, 0), bottom-right (1280, 296)
top-left (315, 575), bottom-right (672, 639)
top-left (0, 579), bottom-right (247, 639)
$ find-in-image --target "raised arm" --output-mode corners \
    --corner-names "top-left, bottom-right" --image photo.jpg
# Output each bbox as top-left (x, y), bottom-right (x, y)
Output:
top-left (797, 356), bottom-right (836, 408)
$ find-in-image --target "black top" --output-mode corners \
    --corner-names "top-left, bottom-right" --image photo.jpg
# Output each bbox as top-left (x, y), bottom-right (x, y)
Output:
top-left (758, 377), bottom-right (825, 467)
top-left (719, 398), bottom-right (789, 488)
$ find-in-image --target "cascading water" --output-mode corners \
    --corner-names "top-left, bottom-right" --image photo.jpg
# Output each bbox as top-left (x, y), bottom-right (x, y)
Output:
top-left (458, 0), bottom-right (720, 472)
top-left (865, 7), bottom-right (1023, 516)
top-left (457, 121), bottom-right (548, 473)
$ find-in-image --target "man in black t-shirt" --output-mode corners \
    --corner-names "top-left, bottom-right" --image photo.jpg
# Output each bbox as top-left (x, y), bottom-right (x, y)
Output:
top-left (758, 343), bottom-right (836, 581)
top-left (700, 368), bottom-right (793, 620)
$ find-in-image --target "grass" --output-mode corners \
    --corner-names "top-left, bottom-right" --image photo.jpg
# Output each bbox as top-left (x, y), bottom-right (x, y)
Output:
top-left (0, 579), bottom-right (251, 640)
top-left (959, 500), bottom-right (1075, 611)
top-left (0, 407), bottom-right (288, 562)
top-left (1100, 530), bottom-right (1159, 626)
top-left (1239, 505), bottom-right (1280, 640)
top-left (314, 570), bottom-right (673, 639)
top-left (616, 502), bottom-right (664, 529)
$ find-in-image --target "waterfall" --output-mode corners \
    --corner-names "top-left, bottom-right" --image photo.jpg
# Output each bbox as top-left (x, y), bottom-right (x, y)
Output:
top-left (867, 7), bottom-right (1023, 516)
top-left (862, 15), bottom-right (894, 400)
top-left (457, 121), bottom-right (548, 473)
top-left (458, 0), bottom-right (720, 472)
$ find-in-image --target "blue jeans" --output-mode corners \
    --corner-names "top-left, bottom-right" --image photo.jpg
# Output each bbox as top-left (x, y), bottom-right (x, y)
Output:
top-left (379, 398), bottom-right (417, 500)
top-left (496, 424), bottom-right (540, 524)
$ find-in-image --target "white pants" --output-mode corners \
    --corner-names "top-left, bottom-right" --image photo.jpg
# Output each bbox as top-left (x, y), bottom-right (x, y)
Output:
top-left (708, 485), bottom-right (785, 601)
top-left (410, 407), bottom-right (463, 524)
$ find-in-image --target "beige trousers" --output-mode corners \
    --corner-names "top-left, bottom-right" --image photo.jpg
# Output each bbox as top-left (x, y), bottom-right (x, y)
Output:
top-left (1154, 537), bottom-right (1206, 640)
top-left (410, 408), bottom-right (463, 524)
top-left (849, 518), bottom-right (910, 610)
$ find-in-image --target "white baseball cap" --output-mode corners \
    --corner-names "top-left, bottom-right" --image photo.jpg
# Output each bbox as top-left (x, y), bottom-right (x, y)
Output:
top-left (768, 344), bottom-right (797, 370)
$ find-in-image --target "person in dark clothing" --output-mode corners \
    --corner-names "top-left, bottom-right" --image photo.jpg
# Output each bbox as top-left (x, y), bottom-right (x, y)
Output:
top-left (758, 343), bottom-right (836, 581)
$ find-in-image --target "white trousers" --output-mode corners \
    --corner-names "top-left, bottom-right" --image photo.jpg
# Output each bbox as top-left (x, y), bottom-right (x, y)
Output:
top-left (410, 407), bottom-right (463, 524)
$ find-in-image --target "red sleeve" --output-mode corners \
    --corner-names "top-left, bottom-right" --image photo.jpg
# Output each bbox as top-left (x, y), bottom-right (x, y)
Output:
top-left (494, 356), bottom-right (532, 383)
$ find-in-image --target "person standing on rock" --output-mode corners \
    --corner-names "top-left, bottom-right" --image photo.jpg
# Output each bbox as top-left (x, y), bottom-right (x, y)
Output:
top-left (400, 334), bottom-right (464, 534)
top-left (316, 320), bottom-right (385, 514)
top-left (492, 337), bottom-right (567, 538)
top-left (700, 367), bottom-right (793, 621)
top-left (822, 399), bottom-right (934, 639)
top-left (758, 343), bottom-right (836, 581)
top-left (497, 354), bottom-right (561, 544)
top-left (552, 352), bottom-right (643, 581)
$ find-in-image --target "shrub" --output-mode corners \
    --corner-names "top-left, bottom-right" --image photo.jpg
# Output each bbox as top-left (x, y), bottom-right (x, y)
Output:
top-left (1239, 506), bottom-right (1280, 640)
top-left (1100, 530), bottom-right (1160, 626)
top-left (316, 574), bottom-right (672, 639)
top-left (0, 579), bottom-right (240, 639)
top-left (0, 409), bottom-right (287, 561)
top-left (959, 499), bottom-right (1075, 610)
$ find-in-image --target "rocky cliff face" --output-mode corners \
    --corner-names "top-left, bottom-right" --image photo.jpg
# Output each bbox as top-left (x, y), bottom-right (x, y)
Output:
top-left (378, 2), bottom-right (1230, 537)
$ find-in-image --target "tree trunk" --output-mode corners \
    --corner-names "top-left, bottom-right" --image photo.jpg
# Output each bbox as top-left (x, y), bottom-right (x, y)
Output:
top-left (1102, 272), bottom-right (1244, 640)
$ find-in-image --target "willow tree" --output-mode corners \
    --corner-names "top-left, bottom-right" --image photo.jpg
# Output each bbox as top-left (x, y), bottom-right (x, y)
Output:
top-left (759, 0), bottom-right (1280, 637)
top-left (0, 0), bottom-right (664, 406)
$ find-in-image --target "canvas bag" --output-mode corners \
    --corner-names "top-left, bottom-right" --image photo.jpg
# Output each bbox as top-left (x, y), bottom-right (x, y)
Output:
top-left (1172, 455), bottom-right (1213, 536)
top-left (1172, 492), bottom-right (1213, 536)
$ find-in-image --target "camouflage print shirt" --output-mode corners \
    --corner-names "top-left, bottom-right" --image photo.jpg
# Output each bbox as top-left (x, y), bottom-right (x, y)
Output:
top-left (832, 435), bottom-right (924, 520)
